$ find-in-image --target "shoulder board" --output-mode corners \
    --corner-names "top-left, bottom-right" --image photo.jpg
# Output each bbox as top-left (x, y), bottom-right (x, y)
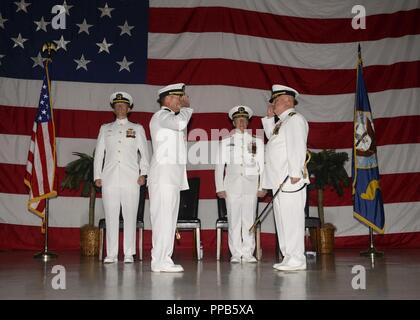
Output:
top-left (288, 112), bottom-right (296, 117)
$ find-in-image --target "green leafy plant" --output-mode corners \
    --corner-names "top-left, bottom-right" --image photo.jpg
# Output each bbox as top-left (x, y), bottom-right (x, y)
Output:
top-left (61, 152), bottom-right (98, 226)
top-left (307, 149), bottom-right (350, 226)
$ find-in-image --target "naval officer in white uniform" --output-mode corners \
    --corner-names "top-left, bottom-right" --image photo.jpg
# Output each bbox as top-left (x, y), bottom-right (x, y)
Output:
top-left (215, 106), bottom-right (265, 263)
top-left (148, 83), bottom-right (193, 272)
top-left (94, 92), bottom-right (150, 264)
top-left (261, 85), bottom-right (309, 271)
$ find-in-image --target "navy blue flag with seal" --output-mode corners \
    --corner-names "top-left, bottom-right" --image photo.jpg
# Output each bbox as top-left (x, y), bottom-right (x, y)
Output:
top-left (352, 45), bottom-right (385, 234)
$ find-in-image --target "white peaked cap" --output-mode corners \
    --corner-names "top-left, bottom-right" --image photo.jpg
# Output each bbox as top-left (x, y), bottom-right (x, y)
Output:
top-left (110, 91), bottom-right (133, 107)
top-left (228, 105), bottom-right (254, 120)
top-left (269, 85), bottom-right (299, 103)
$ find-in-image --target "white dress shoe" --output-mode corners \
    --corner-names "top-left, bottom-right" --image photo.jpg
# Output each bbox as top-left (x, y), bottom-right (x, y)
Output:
top-left (272, 256), bottom-right (290, 269)
top-left (124, 255), bottom-right (134, 263)
top-left (242, 256), bottom-right (258, 263)
top-left (230, 257), bottom-right (241, 263)
top-left (104, 256), bottom-right (118, 264)
top-left (273, 263), bottom-right (282, 269)
top-left (152, 264), bottom-right (184, 273)
top-left (274, 263), bottom-right (307, 271)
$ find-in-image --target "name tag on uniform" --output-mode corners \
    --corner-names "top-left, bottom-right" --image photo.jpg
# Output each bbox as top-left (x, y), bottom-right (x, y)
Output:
top-left (126, 128), bottom-right (136, 138)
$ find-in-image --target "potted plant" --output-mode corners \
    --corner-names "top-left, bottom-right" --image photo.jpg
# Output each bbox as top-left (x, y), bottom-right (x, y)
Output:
top-left (61, 152), bottom-right (99, 256)
top-left (307, 149), bottom-right (350, 254)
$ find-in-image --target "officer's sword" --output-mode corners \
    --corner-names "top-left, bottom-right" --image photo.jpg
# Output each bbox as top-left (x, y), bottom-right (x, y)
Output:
top-left (249, 151), bottom-right (311, 233)
top-left (248, 176), bottom-right (288, 234)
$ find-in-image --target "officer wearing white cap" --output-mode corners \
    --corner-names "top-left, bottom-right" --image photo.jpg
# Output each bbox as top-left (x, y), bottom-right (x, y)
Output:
top-left (261, 84), bottom-right (309, 271)
top-left (148, 83), bottom-right (193, 272)
top-left (94, 91), bottom-right (150, 264)
top-left (215, 106), bottom-right (265, 263)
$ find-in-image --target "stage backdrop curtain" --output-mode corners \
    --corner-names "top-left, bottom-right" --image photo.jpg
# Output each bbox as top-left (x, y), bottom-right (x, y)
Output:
top-left (0, 0), bottom-right (419, 249)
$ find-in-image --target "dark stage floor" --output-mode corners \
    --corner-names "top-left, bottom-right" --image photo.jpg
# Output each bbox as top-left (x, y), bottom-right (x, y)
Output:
top-left (0, 249), bottom-right (419, 300)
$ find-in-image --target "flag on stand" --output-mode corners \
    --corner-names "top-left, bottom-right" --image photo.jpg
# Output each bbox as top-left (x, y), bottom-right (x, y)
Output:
top-left (352, 45), bottom-right (385, 234)
top-left (23, 59), bottom-right (57, 232)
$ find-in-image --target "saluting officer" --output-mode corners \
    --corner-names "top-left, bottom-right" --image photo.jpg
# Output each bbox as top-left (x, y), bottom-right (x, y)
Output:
top-left (148, 83), bottom-right (193, 273)
top-left (94, 92), bottom-right (150, 264)
top-left (261, 85), bottom-right (310, 271)
top-left (215, 106), bottom-right (265, 263)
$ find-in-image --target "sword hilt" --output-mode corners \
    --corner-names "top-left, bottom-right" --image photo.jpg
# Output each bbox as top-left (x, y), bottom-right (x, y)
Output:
top-left (249, 220), bottom-right (260, 233)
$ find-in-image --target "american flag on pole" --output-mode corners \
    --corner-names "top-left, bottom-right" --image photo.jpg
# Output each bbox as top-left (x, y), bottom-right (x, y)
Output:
top-left (23, 58), bottom-right (57, 230)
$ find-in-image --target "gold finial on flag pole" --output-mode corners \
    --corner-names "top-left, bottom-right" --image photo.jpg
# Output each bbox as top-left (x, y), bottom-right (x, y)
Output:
top-left (42, 42), bottom-right (57, 60)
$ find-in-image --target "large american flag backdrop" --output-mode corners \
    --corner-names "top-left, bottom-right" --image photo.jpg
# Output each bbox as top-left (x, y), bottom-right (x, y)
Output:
top-left (0, 0), bottom-right (419, 250)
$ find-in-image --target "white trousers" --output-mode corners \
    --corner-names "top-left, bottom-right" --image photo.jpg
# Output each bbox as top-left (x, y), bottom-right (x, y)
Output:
top-left (102, 185), bottom-right (139, 258)
top-left (272, 187), bottom-right (306, 265)
top-left (226, 193), bottom-right (257, 258)
top-left (149, 183), bottom-right (180, 268)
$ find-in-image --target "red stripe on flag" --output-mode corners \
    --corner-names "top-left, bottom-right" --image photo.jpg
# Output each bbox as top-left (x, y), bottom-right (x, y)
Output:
top-left (149, 7), bottom-right (420, 43)
top-left (2, 223), bottom-right (420, 251)
top-left (1, 164), bottom-right (419, 206)
top-left (307, 116), bottom-right (420, 149)
top-left (30, 167), bottom-right (41, 200)
top-left (1, 106), bottom-right (419, 148)
top-left (26, 130), bottom-right (41, 198)
top-left (147, 59), bottom-right (420, 93)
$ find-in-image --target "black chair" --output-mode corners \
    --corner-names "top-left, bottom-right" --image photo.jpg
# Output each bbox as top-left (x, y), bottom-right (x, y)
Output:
top-left (176, 177), bottom-right (202, 260)
top-left (216, 197), bottom-right (228, 261)
top-left (98, 184), bottom-right (147, 261)
top-left (216, 197), bottom-right (262, 260)
top-left (304, 187), bottom-right (321, 253)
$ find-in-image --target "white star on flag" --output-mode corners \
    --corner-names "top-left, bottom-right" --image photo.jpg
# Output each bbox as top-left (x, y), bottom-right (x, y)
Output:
top-left (0, 13), bottom-right (8, 29)
top-left (98, 3), bottom-right (114, 18)
top-left (31, 52), bottom-right (45, 68)
top-left (116, 56), bottom-right (133, 72)
top-left (96, 38), bottom-right (113, 54)
top-left (54, 35), bottom-right (70, 51)
top-left (14, 0), bottom-right (31, 13)
top-left (34, 17), bottom-right (50, 32)
top-left (118, 21), bottom-right (134, 36)
top-left (76, 19), bottom-right (93, 35)
top-left (61, 0), bottom-right (73, 16)
top-left (11, 33), bottom-right (28, 49)
top-left (74, 54), bottom-right (91, 71)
